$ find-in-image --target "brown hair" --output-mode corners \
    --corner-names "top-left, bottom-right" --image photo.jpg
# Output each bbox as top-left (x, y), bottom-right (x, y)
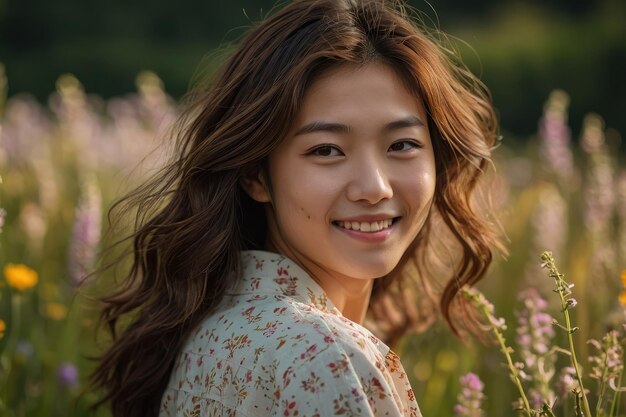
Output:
top-left (90, 0), bottom-right (503, 415)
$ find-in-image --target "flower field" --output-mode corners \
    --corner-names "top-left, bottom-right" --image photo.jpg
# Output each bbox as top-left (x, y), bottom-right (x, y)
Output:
top-left (0, 64), bottom-right (624, 416)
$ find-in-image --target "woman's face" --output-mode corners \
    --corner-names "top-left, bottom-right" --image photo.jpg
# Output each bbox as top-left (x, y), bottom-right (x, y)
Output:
top-left (248, 62), bottom-right (436, 282)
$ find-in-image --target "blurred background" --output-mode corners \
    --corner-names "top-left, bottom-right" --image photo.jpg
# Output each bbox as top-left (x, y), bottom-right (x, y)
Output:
top-left (0, 0), bottom-right (625, 416)
top-left (1, 0), bottom-right (625, 137)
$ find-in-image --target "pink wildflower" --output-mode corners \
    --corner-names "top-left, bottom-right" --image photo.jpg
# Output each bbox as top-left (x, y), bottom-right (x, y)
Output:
top-left (588, 330), bottom-right (623, 397)
top-left (515, 288), bottom-right (556, 408)
top-left (67, 179), bottom-right (101, 286)
top-left (454, 372), bottom-right (485, 417)
top-left (538, 90), bottom-right (574, 185)
top-left (0, 207), bottom-right (5, 233)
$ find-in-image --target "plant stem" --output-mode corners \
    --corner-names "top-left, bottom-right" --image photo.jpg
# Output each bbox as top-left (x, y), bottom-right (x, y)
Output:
top-left (596, 362), bottom-right (608, 417)
top-left (608, 358), bottom-right (624, 417)
top-left (464, 288), bottom-right (533, 417)
top-left (542, 405), bottom-right (557, 417)
top-left (484, 306), bottom-right (533, 417)
top-left (541, 251), bottom-right (592, 417)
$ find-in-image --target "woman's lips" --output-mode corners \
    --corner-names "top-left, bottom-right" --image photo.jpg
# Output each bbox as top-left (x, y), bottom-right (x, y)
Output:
top-left (332, 217), bottom-right (400, 242)
top-left (334, 218), bottom-right (393, 232)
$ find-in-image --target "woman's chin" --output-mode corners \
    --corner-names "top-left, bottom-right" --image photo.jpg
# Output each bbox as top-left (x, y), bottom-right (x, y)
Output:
top-left (341, 259), bottom-right (400, 280)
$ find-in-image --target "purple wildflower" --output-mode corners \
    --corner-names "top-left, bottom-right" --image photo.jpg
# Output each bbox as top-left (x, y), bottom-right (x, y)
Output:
top-left (1, 96), bottom-right (52, 166)
top-left (454, 372), bottom-right (485, 417)
top-left (565, 298), bottom-right (578, 309)
top-left (524, 184), bottom-right (567, 292)
top-left (97, 72), bottom-right (177, 176)
top-left (582, 114), bottom-right (616, 235)
top-left (0, 207), bottom-right (6, 234)
top-left (57, 362), bottom-right (79, 388)
top-left (513, 361), bottom-right (530, 381)
top-left (515, 288), bottom-right (556, 408)
top-left (588, 330), bottom-right (624, 412)
top-left (581, 114), bottom-right (617, 292)
top-left (555, 366), bottom-right (579, 399)
top-left (538, 90), bottom-right (574, 185)
top-left (103, 94), bottom-right (174, 175)
top-left (531, 185), bottom-right (567, 261)
top-left (463, 287), bottom-right (534, 413)
top-left (104, 97), bottom-right (151, 170)
top-left (463, 287), bottom-right (507, 331)
top-left (67, 179), bottom-right (101, 287)
top-left (135, 71), bottom-right (178, 133)
top-left (49, 74), bottom-right (106, 173)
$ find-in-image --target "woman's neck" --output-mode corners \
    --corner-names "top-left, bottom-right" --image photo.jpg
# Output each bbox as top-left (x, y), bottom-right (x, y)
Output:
top-left (338, 283), bottom-right (373, 324)
top-left (263, 239), bottom-right (374, 325)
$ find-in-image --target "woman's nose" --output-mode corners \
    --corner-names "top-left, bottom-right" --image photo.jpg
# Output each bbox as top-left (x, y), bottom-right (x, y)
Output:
top-left (345, 157), bottom-right (393, 204)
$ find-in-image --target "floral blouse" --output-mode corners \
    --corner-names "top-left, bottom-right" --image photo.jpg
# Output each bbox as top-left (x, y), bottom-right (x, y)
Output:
top-left (159, 250), bottom-right (421, 417)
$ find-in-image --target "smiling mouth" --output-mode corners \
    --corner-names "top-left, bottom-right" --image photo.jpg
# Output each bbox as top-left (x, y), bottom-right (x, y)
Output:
top-left (332, 217), bottom-right (401, 233)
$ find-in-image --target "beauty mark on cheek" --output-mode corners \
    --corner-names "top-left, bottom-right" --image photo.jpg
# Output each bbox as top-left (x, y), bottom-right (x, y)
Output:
top-left (300, 207), bottom-right (311, 220)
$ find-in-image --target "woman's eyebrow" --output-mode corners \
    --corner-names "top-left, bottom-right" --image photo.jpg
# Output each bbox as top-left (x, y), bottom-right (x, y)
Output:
top-left (293, 115), bottom-right (424, 137)
top-left (294, 121), bottom-right (351, 136)
top-left (383, 115), bottom-right (424, 131)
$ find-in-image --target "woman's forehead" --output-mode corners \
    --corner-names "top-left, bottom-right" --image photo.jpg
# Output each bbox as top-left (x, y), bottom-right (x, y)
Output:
top-left (291, 62), bottom-right (428, 130)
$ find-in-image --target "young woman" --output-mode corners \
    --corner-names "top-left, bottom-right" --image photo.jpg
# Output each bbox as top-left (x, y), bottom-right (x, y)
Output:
top-left (90, 0), bottom-right (502, 415)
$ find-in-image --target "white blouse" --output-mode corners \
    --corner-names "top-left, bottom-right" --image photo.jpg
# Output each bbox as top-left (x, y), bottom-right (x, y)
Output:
top-left (159, 250), bottom-right (421, 416)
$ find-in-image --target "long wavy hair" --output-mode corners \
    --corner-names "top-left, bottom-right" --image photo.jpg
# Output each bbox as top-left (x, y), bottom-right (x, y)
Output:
top-left (90, 0), bottom-right (503, 415)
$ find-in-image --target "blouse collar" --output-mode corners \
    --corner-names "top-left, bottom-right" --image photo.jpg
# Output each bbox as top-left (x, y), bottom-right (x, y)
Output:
top-left (231, 250), bottom-right (342, 316)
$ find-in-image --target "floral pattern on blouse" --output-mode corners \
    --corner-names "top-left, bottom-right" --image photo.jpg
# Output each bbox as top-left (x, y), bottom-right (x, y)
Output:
top-left (159, 250), bottom-right (421, 417)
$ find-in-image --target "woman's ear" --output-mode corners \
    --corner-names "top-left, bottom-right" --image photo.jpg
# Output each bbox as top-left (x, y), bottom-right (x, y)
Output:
top-left (240, 170), bottom-right (272, 203)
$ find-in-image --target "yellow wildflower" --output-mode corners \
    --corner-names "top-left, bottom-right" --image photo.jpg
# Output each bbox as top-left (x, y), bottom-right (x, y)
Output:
top-left (4, 263), bottom-right (38, 292)
top-left (45, 303), bottom-right (68, 320)
top-left (622, 270), bottom-right (626, 287)
top-left (620, 291), bottom-right (626, 306)
top-left (0, 319), bottom-right (5, 339)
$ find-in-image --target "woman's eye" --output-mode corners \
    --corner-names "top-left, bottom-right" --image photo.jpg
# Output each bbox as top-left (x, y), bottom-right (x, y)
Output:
top-left (308, 145), bottom-right (343, 157)
top-left (389, 140), bottom-right (421, 152)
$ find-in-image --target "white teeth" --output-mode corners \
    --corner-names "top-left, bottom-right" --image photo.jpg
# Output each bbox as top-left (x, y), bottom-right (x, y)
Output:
top-left (336, 219), bottom-right (394, 232)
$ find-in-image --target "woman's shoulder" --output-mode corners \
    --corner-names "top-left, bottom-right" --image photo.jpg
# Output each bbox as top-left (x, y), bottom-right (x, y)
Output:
top-left (163, 292), bottom-right (415, 416)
